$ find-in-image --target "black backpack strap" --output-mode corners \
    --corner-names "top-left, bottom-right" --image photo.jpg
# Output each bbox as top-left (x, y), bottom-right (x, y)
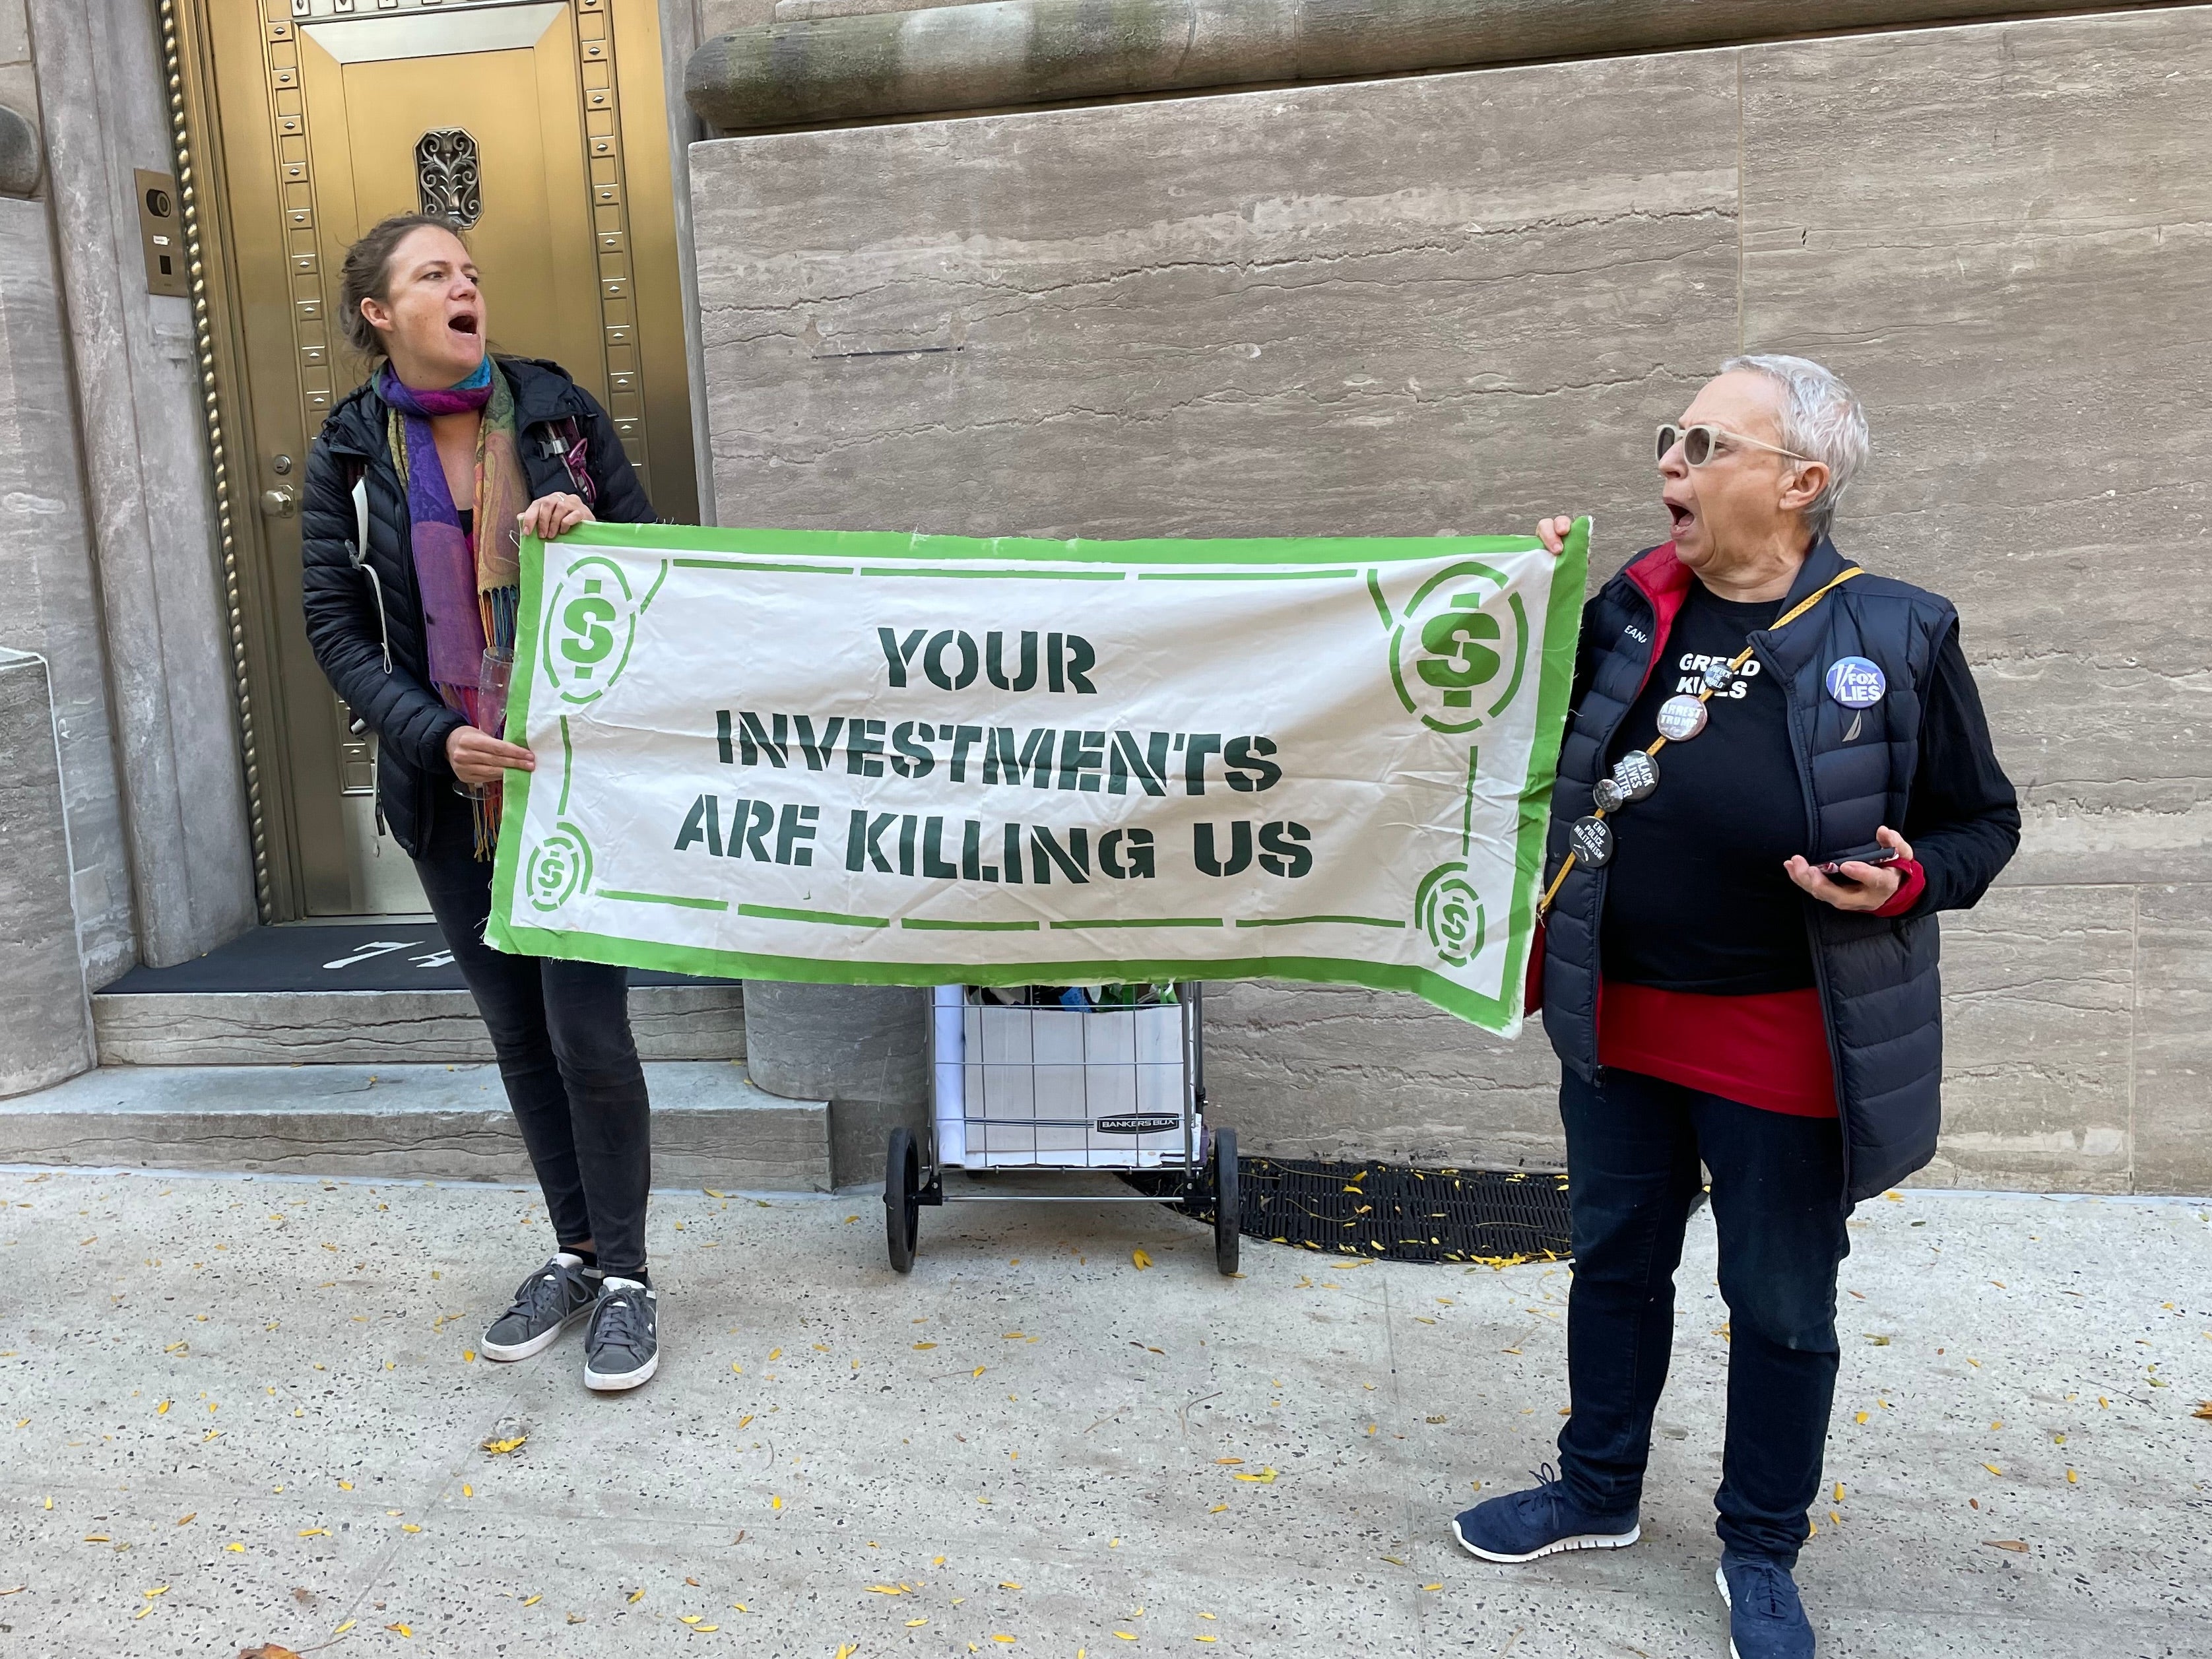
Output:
top-left (540, 415), bottom-right (599, 511)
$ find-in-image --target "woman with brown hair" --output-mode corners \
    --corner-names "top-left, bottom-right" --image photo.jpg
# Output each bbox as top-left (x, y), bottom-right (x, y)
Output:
top-left (301, 212), bottom-right (663, 1392)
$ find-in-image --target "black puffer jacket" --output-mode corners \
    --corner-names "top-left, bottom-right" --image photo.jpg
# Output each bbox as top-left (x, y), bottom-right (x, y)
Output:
top-left (302, 356), bottom-right (656, 857)
top-left (1540, 537), bottom-right (2019, 1204)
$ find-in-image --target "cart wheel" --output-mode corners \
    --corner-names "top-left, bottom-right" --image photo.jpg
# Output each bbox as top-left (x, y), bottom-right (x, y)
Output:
top-left (1210, 1126), bottom-right (1240, 1277)
top-left (885, 1126), bottom-right (921, 1274)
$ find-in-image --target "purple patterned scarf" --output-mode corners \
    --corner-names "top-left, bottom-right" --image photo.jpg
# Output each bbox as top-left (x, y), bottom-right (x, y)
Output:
top-left (379, 356), bottom-right (527, 854)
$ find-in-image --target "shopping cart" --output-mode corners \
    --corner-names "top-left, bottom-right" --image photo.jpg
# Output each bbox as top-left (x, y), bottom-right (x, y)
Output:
top-left (883, 982), bottom-right (1238, 1276)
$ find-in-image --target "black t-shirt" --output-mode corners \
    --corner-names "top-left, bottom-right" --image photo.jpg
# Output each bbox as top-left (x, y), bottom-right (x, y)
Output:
top-left (1599, 583), bottom-right (1816, 994)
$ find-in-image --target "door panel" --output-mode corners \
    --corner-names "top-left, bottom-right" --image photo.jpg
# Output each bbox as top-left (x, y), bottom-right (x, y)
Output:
top-left (204, 0), bottom-right (694, 917)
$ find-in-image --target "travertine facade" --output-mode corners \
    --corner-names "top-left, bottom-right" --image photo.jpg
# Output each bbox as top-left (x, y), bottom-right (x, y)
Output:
top-left (690, 6), bottom-right (2212, 1192)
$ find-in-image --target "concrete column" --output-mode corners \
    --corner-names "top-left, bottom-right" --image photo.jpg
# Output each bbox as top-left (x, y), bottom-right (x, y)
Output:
top-left (742, 981), bottom-right (928, 1188)
top-left (0, 649), bottom-right (96, 1097)
top-left (26, 0), bottom-right (255, 967)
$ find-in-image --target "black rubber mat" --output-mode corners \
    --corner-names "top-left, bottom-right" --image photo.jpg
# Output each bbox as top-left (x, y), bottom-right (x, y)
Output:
top-left (1137, 1157), bottom-right (1573, 1266)
top-left (101, 923), bottom-right (731, 994)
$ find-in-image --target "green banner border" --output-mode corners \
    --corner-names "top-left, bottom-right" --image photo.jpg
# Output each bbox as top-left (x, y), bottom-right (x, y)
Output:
top-left (489, 519), bottom-right (1590, 1030)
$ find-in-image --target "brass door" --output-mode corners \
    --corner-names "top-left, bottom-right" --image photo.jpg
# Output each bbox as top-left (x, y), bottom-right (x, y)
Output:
top-left (202, 0), bottom-right (695, 917)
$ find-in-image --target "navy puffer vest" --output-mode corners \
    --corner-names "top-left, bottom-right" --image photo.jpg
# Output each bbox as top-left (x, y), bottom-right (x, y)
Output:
top-left (1541, 537), bottom-right (1957, 1205)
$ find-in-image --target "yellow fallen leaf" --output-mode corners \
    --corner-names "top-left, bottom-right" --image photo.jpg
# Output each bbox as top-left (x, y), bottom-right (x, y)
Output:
top-left (867, 1585), bottom-right (905, 1595)
top-left (1208, 1504), bottom-right (1227, 1514)
top-left (402, 1523), bottom-right (422, 1534)
top-left (1834, 1483), bottom-right (1846, 1502)
top-left (156, 1400), bottom-right (170, 1415)
top-left (697, 1625), bottom-right (719, 1633)
top-left (2192, 1401), bottom-right (2212, 1421)
top-left (338, 1481), bottom-right (352, 1491)
top-left (771, 1496), bottom-right (783, 1510)
top-left (1421, 1583), bottom-right (1443, 1592)
top-left (482, 1435), bottom-right (527, 1456)
top-left (2067, 1469), bottom-right (2079, 1483)
top-left (1855, 1412), bottom-right (1870, 1424)
top-left (298, 1528), bottom-right (328, 1538)
top-left (907, 1618), bottom-right (928, 1627)
top-left (1231, 1468), bottom-right (1278, 1483)
top-left (1982, 1464), bottom-right (2003, 1477)
top-left (1983, 1539), bottom-right (2029, 1553)
top-left (738, 1415), bottom-right (754, 1429)
top-left (681, 1614), bottom-right (701, 1625)
top-left (973, 1367), bottom-right (987, 1379)
top-left (834, 1646), bottom-right (858, 1659)
top-left (768, 1348), bottom-right (782, 1360)
top-left (1214, 1458), bottom-right (1243, 1466)
top-left (913, 1342), bottom-right (937, 1350)
top-left (628, 1588), bottom-right (645, 1603)
top-left (133, 1607), bottom-right (150, 1621)
top-left (462, 1484), bottom-right (473, 1498)
top-left (1115, 1633), bottom-right (1138, 1641)
top-left (992, 1639), bottom-right (1016, 1646)
top-left (144, 1586), bottom-right (168, 1598)
top-left (522, 1595), bottom-right (541, 1606)
top-left (333, 1620), bottom-right (356, 1634)
top-left (462, 1350), bottom-right (476, 1363)
top-left (176, 1513), bottom-right (195, 1525)
top-left (224, 1542), bottom-right (245, 1553)
top-left (1132, 1249), bottom-right (1152, 1270)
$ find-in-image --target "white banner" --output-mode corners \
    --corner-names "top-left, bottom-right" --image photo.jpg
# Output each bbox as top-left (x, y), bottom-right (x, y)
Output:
top-left (488, 521), bottom-right (1588, 1031)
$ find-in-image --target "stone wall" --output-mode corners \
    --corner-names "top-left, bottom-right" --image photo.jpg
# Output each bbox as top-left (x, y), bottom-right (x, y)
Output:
top-left (0, 195), bottom-right (137, 990)
top-left (690, 5), bottom-right (2211, 1193)
top-left (0, 649), bottom-right (95, 1096)
top-left (23, 0), bottom-right (256, 969)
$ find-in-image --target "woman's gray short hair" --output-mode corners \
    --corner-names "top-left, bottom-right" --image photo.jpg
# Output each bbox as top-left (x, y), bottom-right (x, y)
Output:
top-left (1718, 353), bottom-right (1870, 538)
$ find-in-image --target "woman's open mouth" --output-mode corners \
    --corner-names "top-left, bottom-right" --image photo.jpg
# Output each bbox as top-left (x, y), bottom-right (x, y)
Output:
top-left (1666, 500), bottom-right (1695, 535)
top-left (449, 313), bottom-right (479, 336)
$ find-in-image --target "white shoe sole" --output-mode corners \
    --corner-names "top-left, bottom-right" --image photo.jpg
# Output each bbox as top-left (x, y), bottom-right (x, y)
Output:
top-left (1717, 1564), bottom-right (1740, 1658)
top-left (478, 1305), bottom-right (589, 1363)
top-left (584, 1348), bottom-right (659, 1392)
top-left (1452, 1513), bottom-right (1640, 1563)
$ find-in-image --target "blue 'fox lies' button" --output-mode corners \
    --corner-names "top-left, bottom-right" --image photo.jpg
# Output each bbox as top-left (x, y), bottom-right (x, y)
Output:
top-left (1824, 655), bottom-right (1887, 707)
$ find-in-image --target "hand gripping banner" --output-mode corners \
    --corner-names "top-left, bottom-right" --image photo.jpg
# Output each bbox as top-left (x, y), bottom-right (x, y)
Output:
top-left (488, 519), bottom-right (1589, 1032)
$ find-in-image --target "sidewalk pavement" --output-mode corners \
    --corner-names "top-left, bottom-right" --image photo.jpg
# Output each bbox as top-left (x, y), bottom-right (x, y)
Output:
top-left (2, 1167), bottom-right (2207, 1657)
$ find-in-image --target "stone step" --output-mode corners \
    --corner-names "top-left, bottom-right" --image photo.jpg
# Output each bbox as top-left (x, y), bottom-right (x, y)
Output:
top-left (90, 984), bottom-right (745, 1066)
top-left (0, 1061), bottom-right (826, 1190)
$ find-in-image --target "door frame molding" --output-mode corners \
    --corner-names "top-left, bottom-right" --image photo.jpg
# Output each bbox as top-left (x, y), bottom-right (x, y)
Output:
top-left (160, 0), bottom-right (285, 923)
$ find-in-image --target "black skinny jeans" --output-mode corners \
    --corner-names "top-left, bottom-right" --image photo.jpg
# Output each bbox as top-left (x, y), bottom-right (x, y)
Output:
top-left (1555, 1065), bottom-right (1850, 1565)
top-left (412, 797), bottom-right (652, 1277)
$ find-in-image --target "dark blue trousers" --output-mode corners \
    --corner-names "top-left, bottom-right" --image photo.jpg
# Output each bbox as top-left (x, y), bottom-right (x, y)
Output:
top-left (1555, 1066), bottom-right (1850, 1564)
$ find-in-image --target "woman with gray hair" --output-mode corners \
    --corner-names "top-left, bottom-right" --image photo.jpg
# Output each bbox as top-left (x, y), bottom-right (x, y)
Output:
top-left (1450, 356), bottom-right (2019, 1659)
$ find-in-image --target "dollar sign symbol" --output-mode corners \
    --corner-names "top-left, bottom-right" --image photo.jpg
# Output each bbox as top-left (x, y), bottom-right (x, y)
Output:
top-left (1415, 595), bottom-right (1502, 708)
top-left (560, 577), bottom-right (617, 680)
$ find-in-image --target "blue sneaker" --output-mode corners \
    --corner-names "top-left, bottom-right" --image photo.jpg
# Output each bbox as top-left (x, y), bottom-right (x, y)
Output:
top-left (1451, 1465), bottom-right (1641, 1563)
top-left (1716, 1551), bottom-right (1815, 1658)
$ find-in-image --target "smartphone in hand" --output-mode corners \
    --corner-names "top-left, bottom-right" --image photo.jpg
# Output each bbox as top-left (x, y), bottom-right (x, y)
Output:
top-left (1817, 843), bottom-right (1901, 882)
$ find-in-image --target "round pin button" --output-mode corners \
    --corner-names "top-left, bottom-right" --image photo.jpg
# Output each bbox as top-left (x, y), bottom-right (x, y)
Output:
top-left (1702, 661), bottom-right (1738, 691)
top-left (1612, 750), bottom-right (1659, 802)
top-left (1655, 693), bottom-right (1708, 742)
top-left (1593, 777), bottom-right (1627, 812)
top-left (1569, 815), bottom-right (1614, 868)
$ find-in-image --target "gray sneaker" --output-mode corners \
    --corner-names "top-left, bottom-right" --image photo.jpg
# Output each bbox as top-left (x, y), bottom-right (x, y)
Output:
top-left (583, 1276), bottom-right (659, 1392)
top-left (479, 1253), bottom-right (599, 1361)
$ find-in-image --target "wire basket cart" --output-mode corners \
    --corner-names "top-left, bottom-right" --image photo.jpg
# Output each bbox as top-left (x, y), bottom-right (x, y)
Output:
top-left (884, 982), bottom-right (1238, 1276)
